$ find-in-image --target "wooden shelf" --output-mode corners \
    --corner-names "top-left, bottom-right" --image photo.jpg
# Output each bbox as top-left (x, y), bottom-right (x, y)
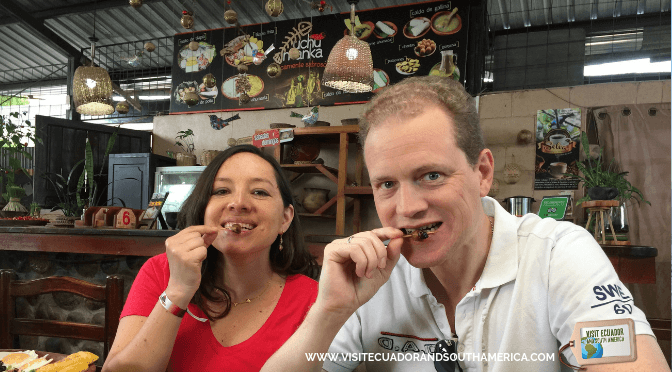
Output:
top-left (281, 163), bottom-right (338, 174)
top-left (281, 164), bottom-right (338, 184)
top-left (298, 212), bottom-right (336, 219)
top-left (345, 186), bottom-right (373, 196)
top-left (268, 125), bottom-right (366, 235)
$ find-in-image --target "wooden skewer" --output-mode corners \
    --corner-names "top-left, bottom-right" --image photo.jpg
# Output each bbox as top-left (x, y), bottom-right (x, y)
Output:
top-left (401, 230), bottom-right (436, 240)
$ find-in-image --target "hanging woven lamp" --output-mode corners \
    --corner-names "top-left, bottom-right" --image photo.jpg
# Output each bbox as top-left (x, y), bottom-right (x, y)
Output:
top-left (322, 0), bottom-right (373, 93)
top-left (73, 9), bottom-right (114, 116)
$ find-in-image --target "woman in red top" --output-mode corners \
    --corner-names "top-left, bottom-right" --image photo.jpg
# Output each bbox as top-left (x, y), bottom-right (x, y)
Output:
top-left (103, 145), bottom-right (319, 372)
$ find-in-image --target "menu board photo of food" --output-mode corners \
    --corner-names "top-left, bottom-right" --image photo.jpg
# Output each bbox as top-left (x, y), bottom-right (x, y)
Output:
top-left (169, 0), bottom-right (468, 113)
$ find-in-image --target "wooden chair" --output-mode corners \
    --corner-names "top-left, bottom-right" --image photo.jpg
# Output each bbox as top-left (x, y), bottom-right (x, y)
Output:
top-left (0, 269), bottom-right (124, 361)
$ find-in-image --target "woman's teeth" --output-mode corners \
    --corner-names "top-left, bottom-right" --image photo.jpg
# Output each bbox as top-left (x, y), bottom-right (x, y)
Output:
top-left (224, 222), bottom-right (254, 232)
top-left (402, 222), bottom-right (441, 235)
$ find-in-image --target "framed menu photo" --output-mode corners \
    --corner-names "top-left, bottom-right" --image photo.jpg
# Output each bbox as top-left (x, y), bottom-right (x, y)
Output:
top-left (140, 192), bottom-right (170, 229)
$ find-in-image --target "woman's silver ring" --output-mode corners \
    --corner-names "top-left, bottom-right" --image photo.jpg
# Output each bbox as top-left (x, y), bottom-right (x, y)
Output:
top-left (347, 235), bottom-right (355, 244)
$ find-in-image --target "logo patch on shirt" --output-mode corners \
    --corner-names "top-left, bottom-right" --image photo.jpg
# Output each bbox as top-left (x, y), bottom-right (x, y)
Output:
top-left (378, 332), bottom-right (439, 354)
top-left (591, 284), bottom-right (633, 314)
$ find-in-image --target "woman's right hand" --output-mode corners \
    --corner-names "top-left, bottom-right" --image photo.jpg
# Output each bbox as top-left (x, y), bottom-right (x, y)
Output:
top-left (164, 225), bottom-right (221, 308)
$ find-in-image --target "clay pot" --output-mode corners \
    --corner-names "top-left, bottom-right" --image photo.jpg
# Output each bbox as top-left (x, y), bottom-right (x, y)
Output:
top-left (302, 188), bottom-right (330, 213)
top-left (176, 153), bottom-right (197, 166)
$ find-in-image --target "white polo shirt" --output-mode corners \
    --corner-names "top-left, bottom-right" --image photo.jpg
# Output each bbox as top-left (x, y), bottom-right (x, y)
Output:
top-left (323, 197), bottom-right (654, 372)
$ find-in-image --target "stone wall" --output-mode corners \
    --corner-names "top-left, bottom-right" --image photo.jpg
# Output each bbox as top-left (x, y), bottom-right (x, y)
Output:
top-left (0, 251), bottom-right (149, 367)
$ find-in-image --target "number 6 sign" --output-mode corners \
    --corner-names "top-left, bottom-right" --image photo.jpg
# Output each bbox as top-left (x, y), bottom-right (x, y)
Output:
top-left (115, 208), bottom-right (137, 229)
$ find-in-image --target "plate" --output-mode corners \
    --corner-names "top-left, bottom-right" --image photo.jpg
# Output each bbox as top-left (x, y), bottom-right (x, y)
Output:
top-left (223, 35), bottom-right (267, 67)
top-left (403, 17), bottom-right (431, 39)
top-left (0, 219), bottom-right (49, 226)
top-left (395, 59), bottom-right (420, 75)
top-left (371, 69), bottom-right (390, 92)
top-left (173, 81), bottom-right (199, 104)
top-left (413, 39), bottom-right (437, 57)
top-left (221, 75), bottom-right (265, 99)
top-left (430, 11), bottom-right (462, 36)
top-left (373, 21), bottom-right (398, 39)
top-left (197, 83), bottom-right (219, 100)
top-left (177, 42), bottom-right (216, 73)
top-left (343, 21), bottom-right (375, 40)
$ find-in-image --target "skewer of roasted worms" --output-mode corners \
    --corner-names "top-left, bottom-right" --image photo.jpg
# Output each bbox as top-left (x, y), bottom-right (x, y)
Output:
top-left (401, 230), bottom-right (436, 240)
top-left (228, 223), bottom-right (242, 234)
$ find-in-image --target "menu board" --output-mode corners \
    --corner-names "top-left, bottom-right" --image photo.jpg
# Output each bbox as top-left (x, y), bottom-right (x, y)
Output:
top-left (534, 108), bottom-right (582, 190)
top-left (170, 0), bottom-right (468, 113)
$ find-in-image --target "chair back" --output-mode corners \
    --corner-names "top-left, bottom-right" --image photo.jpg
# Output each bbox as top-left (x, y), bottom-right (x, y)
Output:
top-left (0, 269), bottom-right (124, 360)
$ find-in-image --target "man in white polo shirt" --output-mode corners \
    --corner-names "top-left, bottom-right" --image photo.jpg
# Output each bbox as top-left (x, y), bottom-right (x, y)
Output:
top-left (261, 76), bottom-right (668, 372)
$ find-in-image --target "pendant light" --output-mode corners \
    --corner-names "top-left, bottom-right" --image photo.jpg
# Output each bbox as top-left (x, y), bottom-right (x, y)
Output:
top-left (73, 5), bottom-right (115, 116)
top-left (322, 0), bottom-right (373, 93)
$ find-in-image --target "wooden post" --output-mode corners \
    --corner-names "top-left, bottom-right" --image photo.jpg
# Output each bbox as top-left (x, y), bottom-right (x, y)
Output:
top-left (335, 132), bottom-right (349, 236)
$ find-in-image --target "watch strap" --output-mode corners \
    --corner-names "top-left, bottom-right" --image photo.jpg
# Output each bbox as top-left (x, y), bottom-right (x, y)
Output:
top-left (159, 291), bottom-right (187, 318)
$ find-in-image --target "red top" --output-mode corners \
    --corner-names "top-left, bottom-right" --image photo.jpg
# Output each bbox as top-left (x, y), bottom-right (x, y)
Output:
top-left (121, 253), bottom-right (318, 371)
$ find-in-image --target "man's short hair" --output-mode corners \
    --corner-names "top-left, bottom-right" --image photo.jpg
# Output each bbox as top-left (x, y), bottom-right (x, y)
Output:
top-left (359, 76), bottom-right (484, 166)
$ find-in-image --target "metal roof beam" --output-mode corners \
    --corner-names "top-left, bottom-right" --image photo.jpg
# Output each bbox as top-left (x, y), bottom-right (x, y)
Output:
top-left (520, 0), bottom-right (531, 27)
top-left (614, 0), bottom-right (622, 17)
top-left (0, 0), bottom-right (163, 27)
top-left (589, 0), bottom-right (598, 20)
top-left (0, 0), bottom-right (81, 59)
top-left (496, 0), bottom-right (510, 29)
top-left (567, 0), bottom-right (575, 22)
top-left (542, 0), bottom-right (553, 24)
top-left (637, 0), bottom-right (647, 15)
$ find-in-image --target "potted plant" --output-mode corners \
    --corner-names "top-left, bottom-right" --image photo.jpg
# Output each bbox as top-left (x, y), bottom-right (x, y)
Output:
top-left (0, 112), bottom-right (41, 208)
top-left (570, 131), bottom-right (650, 206)
top-left (42, 127), bottom-right (124, 225)
top-left (174, 129), bottom-right (196, 166)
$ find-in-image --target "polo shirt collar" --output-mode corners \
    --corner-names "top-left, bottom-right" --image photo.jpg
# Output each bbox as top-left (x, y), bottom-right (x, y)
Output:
top-left (478, 196), bottom-right (519, 290)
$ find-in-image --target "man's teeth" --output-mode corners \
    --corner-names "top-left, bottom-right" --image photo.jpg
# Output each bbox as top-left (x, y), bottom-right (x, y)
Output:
top-left (403, 223), bottom-right (441, 234)
top-left (224, 222), bottom-right (254, 230)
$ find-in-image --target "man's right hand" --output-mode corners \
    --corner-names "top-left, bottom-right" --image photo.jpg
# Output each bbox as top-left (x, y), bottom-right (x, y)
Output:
top-left (314, 227), bottom-right (404, 318)
top-left (164, 225), bottom-right (221, 308)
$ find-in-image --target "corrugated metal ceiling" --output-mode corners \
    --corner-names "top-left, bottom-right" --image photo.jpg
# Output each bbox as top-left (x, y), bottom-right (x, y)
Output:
top-left (0, 0), bottom-right (669, 88)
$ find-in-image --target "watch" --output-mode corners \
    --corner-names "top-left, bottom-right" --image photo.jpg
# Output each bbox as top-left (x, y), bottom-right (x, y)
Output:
top-left (159, 291), bottom-right (187, 318)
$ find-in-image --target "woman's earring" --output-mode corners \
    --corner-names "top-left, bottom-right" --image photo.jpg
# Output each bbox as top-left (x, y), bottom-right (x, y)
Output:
top-left (278, 235), bottom-right (283, 251)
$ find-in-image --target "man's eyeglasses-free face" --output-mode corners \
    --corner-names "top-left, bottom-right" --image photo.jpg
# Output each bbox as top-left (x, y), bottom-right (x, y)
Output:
top-left (434, 339), bottom-right (464, 372)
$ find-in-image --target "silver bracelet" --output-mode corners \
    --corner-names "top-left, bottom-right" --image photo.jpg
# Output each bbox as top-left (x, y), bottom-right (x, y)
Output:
top-left (187, 308), bottom-right (208, 322)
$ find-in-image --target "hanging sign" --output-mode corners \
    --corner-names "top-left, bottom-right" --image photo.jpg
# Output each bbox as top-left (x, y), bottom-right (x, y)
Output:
top-left (253, 129), bottom-right (280, 147)
top-left (169, 0), bottom-right (469, 113)
top-left (534, 108), bottom-right (582, 190)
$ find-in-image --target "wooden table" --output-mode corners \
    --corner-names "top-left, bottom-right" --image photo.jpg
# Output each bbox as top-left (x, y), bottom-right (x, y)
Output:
top-left (0, 349), bottom-right (96, 371)
top-left (601, 244), bottom-right (658, 284)
top-left (0, 227), bottom-right (176, 256)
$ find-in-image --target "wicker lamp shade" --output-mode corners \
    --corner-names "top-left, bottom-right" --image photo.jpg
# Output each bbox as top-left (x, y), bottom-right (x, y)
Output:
top-left (322, 0), bottom-right (373, 93)
top-left (73, 65), bottom-right (115, 116)
top-left (322, 35), bottom-right (373, 93)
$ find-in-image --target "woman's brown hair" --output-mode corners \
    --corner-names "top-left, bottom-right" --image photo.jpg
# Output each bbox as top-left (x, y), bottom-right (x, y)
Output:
top-left (177, 145), bottom-right (318, 320)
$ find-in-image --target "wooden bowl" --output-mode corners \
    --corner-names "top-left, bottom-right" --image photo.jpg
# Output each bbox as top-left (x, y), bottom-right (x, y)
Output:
top-left (403, 17), bottom-right (431, 39)
top-left (430, 12), bottom-right (462, 36)
top-left (373, 21), bottom-right (397, 39)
